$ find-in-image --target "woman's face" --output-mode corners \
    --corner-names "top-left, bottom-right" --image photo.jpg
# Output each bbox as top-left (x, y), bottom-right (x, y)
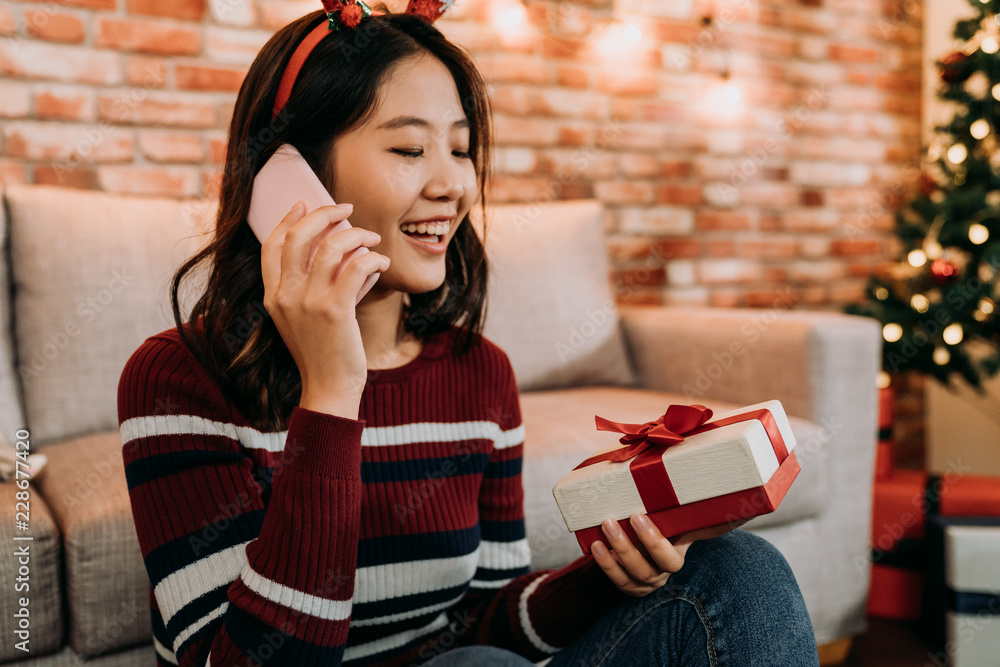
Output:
top-left (328, 53), bottom-right (479, 296)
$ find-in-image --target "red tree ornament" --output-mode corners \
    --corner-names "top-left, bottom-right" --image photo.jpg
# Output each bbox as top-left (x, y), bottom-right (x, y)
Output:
top-left (938, 51), bottom-right (972, 84)
top-left (931, 258), bottom-right (960, 285)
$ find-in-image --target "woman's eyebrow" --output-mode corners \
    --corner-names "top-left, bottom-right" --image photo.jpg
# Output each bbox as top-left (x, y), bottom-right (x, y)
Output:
top-left (377, 115), bottom-right (470, 131)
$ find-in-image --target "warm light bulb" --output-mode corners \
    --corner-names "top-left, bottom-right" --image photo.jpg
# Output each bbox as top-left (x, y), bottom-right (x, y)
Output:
top-left (970, 223), bottom-right (990, 244)
top-left (947, 143), bottom-right (968, 164)
top-left (984, 36), bottom-right (1000, 54)
top-left (908, 249), bottom-right (927, 267)
top-left (911, 294), bottom-right (930, 313)
top-left (877, 371), bottom-right (891, 389)
top-left (972, 119), bottom-right (991, 139)
top-left (980, 297), bottom-right (995, 315)
top-left (493, 3), bottom-right (526, 28)
top-left (943, 323), bottom-right (964, 345)
top-left (993, 83), bottom-right (1000, 101)
top-left (875, 287), bottom-right (890, 300)
top-left (925, 241), bottom-right (943, 259)
top-left (933, 347), bottom-right (951, 365)
top-left (624, 24), bottom-right (641, 43)
top-left (883, 323), bottom-right (903, 343)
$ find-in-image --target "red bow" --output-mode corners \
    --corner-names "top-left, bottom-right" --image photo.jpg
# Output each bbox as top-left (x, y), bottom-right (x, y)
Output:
top-left (574, 404), bottom-right (713, 470)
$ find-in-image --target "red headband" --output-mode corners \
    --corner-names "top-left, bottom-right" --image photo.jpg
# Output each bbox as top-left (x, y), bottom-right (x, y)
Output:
top-left (272, 0), bottom-right (454, 120)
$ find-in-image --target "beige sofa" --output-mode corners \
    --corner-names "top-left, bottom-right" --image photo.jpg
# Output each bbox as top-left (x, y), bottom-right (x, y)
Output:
top-left (0, 185), bottom-right (881, 665)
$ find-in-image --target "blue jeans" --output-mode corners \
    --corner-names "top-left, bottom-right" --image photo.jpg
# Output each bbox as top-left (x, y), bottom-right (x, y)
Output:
top-left (423, 530), bottom-right (819, 666)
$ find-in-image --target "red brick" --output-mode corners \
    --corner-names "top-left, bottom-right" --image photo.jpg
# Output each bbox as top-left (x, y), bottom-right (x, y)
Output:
top-left (706, 240), bottom-right (736, 257)
top-left (541, 35), bottom-right (587, 60)
top-left (203, 169), bottom-right (223, 198)
top-left (746, 289), bottom-right (800, 308)
top-left (555, 66), bottom-right (590, 88)
top-left (830, 44), bottom-right (881, 63)
top-left (0, 161), bottom-right (28, 187)
top-left (615, 290), bottom-right (662, 307)
top-left (175, 63), bottom-right (247, 92)
top-left (742, 238), bottom-right (797, 259)
top-left (801, 189), bottom-right (824, 206)
top-left (125, 0), bottom-right (206, 21)
top-left (139, 131), bottom-right (204, 163)
top-left (710, 290), bottom-right (742, 307)
top-left (831, 239), bottom-right (882, 256)
top-left (477, 54), bottom-right (552, 85)
top-left (660, 160), bottom-right (692, 178)
top-left (595, 180), bottom-right (654, 205)
top-left (97, 165), bottom-right (199, 196)
top-left (0, 81), bottom-right (30, 117)
top-left (696, 211), bottom-right (755, 231)
top-left (96, 18), bottom-right (201, 56)
top-left (485, 177), bottom-right (559, 204)
top-left (0, 4), bottom-right (14, 35)
top-left (493, 115), bottom-right (559, 147)
top-left (1, 41), bottom-right (122, 85)
top-left (24, 10), bottom-right (85, 43)
top-left (97, 94), bottom-right (216, 127)
top-left (34, 164), bottom-right (96, 189)
top-left (800, 285), bottom-right (829, 305)
top-left (763, 267), bottom-right (789, 282)
top-left (607, 238), bottom-right (653, 262)
top-left (656, 184), bottom-right (703, 206)
top-left (34, 85), bottom-right (94, 121)
top-left (652, 238), bottom-right (702, 259)
top-left (613, 267), bottom-right (666, 288)
top-left (40, 0), bottom-right (116, 7)
top-left (594, 72), bottom-right (658, 97)
top-left (209, 136), bottom-right (227, 164)
top-left (559, 182), bottom-right (594, 199)
top-left (5, 121), bottom-right (134, 161)
top-left (125, 56), bottom-right (168, 88)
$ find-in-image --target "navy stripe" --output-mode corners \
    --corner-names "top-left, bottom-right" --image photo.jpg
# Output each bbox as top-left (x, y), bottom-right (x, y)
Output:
top-left (346, 606), bottom-right (450, 646)
top-left (356, 525), bottom-right (480, 568)
top-left (950, 590), bottom-right (1000, 615)
top-left (224, 603), bottom-right (346, 665)
top-left (144, 509), bottom-right (265, 587)
top-left (165, 583), bottom-right (230, 648)
top-left (351, 582), bottom-right (469, 624)
top-left (480, 519), bottom-right (525, 542)
top-left (361, 453), bottom-right (491, 484)
top-left (345, 614), bottom-right (454, 666)
top-left (483, 456), bottom-right (521, 478)
top-left (125, 449), bottom-right (246, 491)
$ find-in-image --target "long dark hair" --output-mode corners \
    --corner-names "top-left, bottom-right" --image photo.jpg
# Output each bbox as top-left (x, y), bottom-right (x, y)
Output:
top-left (169, 7), bottom-right (493, 432)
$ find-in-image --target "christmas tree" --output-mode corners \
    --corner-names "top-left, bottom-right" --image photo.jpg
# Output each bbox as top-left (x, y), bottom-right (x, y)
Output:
top-left (848, 0), bottom-right (1000, 390)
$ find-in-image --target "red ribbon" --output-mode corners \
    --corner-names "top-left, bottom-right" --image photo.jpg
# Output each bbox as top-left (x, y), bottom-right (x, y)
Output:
top-left (573, 404), bottom-right (789, 512)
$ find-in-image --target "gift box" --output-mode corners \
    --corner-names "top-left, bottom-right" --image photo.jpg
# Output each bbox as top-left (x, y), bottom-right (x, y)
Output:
top-left (552, 400), bottom-right (799, 556)
top-left (867, 562), bottom-right (924, 620)
top-left (923, 516), bottom-right (1000, 666)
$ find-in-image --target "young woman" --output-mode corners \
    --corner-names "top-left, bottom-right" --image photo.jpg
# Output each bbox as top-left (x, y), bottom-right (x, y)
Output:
top-left (119, 2), bottom-right (821, 666)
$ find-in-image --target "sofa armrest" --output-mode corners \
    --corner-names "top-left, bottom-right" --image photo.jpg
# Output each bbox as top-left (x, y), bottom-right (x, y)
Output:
top-left (619, 305), bottom-right (882, 425)
top-left (619, 304), bottom-right (884, 640)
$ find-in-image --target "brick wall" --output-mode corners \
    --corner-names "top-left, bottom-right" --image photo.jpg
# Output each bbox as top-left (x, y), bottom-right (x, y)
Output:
top-left (0, 0), bottom-right (922, 313)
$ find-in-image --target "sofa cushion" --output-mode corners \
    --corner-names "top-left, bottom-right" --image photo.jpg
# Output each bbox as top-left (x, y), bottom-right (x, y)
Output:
top-left (518, 386), bottom-right (829, 572)
top-left (0, 186), bottom-right (27, 439)
top-left (4, 185), bottom-right (214, 446)
top-left (475, 199), bottom-right (637, 392)
top-left (0, 479), bottom-right (64, 661)
top-left (31, 431), bottom-right (151, 658)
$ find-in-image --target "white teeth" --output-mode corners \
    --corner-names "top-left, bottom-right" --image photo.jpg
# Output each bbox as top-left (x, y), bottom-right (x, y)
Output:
top-left (402, 221), bottom-right (451, 236)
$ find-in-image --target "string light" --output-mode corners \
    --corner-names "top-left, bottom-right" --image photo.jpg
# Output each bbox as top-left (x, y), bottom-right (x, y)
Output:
top-left (943, 323), bottom-right (964, 345)
top-left (933, 347), bottom-right (951, 365)
top-left (980, 297), bottom-right (995, 315)
top-left (883, 323), bottom-right (903, 342)
top-left (877, 371), bottom-right (891, 389)
top-left (947, 144), bottom-right (968, 163)
top-left (970, 223), bottom-right (990, 244)
top-left (908, 249), bottom-right (928, 267)
top-left (911, 294), bottom-right (930, 313)
top-left (624, 24), bottom-right (641, 43)
top-left (993, 83), bottom-right (1000, 101)
top-left (925, 240), bottom-right (943, 259)
top-left (875, 287), bottom-right (890, 300)
top-left (983, 36), bottom-right (999, 54)
top-left (971, 119), bottom-right (991, 139)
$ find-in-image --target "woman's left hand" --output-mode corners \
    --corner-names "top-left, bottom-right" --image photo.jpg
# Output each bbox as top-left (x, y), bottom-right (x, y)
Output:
top-left (591, 513), bottom-right (744, 598)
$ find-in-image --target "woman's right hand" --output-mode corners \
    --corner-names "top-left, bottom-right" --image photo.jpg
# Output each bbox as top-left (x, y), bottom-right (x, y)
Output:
top-left (260, 201), bottom-right (390, 418)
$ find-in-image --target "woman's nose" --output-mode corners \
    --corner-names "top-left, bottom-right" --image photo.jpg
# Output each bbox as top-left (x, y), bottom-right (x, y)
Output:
top-left (424, 157), bottom-right (467, 201)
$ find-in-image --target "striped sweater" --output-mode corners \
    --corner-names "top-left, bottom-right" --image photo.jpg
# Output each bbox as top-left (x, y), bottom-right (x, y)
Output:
top-left (118, 319), bottom-right (625, 666)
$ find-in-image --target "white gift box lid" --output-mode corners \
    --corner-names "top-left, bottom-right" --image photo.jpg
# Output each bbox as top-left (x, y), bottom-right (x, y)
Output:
top-left (945, 524), bottom-right (1000, 595)
top-left (552, 400), bottom-right (796, 532)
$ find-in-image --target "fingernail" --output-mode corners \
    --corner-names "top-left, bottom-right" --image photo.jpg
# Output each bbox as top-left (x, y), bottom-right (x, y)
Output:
top-left (592, 542), bottom-right (608, 557)
top-left (290, 200), bottom-right (303, 213)
top-left (340, 202), bottom-right (354, 209)
top-left (602, 518), bottom-right (622, 539)
top-left (634, 513), bottom-right (654, 533)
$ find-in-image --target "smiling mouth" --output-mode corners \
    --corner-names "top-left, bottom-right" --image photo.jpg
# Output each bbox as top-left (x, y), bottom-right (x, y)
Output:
top-left (401, 220), bottom-right (451, 243)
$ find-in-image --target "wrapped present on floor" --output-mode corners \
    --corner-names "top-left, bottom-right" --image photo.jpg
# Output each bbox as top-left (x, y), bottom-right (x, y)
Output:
top-left (923, 516), bottom-right (1000, 666)
top-left (552, 400), bottom-right (799, 556)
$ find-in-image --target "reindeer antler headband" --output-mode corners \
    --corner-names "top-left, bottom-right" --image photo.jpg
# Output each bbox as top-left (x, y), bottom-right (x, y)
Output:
top-left (272, 0), bottom-right (455, 120)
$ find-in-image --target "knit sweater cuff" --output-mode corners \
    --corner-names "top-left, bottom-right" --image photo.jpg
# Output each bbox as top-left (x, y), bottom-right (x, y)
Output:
top-left (280, 406), bottom-right (366, 478)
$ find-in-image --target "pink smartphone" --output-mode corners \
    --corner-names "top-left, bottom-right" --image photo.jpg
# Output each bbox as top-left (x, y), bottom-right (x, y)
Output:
top-left (247, 143), bottom-right (379, 304)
